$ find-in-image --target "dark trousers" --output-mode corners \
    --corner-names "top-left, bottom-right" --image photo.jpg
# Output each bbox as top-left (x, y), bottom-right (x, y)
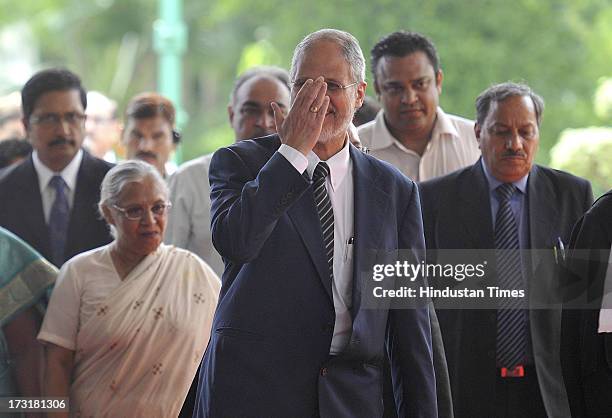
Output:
top-left (495, 365), bottom-right (547, 418)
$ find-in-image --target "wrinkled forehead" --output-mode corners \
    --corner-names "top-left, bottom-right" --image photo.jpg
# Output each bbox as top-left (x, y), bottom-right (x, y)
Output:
top-left (293, 40), bottom-right (352, 81)
top-left (235, 75), bottom-right (290, 106)
top-left (486, 95), bottom-right (538, 126)
top-left (116, 176), bottom-right (168, 203)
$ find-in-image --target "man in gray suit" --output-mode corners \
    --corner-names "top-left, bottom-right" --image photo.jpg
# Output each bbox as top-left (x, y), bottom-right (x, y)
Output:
top-left (420, 82), bottom-right (593, 417)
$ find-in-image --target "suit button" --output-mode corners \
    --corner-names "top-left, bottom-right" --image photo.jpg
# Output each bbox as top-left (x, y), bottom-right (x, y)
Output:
top-left (320, 367), bottom-right (328, 376)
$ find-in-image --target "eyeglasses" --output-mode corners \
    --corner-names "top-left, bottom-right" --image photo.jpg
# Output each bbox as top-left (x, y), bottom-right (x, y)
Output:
top-left (291, 79), bottom-right (359, 93)
top-left (30, 112), bottom-right (86, 127)
top-left (112, 202), bottom-right (172, 221)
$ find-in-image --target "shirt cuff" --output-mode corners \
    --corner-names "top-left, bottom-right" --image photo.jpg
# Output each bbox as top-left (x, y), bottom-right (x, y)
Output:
top-left (278, 144), bottom-right (308, 174)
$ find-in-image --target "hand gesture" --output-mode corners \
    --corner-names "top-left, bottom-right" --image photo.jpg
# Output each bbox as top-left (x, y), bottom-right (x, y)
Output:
top-left (271, 76), bottom-right (330, 156)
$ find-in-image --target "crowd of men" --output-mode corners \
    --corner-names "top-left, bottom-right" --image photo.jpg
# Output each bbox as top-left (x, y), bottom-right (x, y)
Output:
top-left (0, 28), bottom-right (610, 418)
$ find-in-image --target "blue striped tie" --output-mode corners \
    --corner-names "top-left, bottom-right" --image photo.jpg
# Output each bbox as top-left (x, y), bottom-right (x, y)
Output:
top-left (313, 162), bottom-right (334, 279)
top-left (494, 183), bottom-right (526, 368)
top-left (49, 175), bottom-right (70, 266)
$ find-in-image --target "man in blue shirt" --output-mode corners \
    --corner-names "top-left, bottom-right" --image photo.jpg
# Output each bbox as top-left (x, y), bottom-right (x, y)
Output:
top-left (420, 82), bottom-right (593, 418)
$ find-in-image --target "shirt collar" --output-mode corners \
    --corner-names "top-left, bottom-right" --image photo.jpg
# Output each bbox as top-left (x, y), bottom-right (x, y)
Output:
top-left (369, 107), bottom-right (461, 152)
top-left (306, 137), bottom-right (351, 192)
top-left (481, 158), bottom-right (528, 196)
top-left (32, 149), bottom-right (83, 192)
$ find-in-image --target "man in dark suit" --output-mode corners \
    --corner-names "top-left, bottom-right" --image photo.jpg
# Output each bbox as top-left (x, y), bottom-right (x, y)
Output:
top-left (0, 68), bottom-right (113, 410)
top-left (194, 29), bottom-right (436, 418)
top-left (561, 190), bottom-right (612, 417)
top-left (420, 82), bottom-right (593, 417)
top-left (0, 68), bottom-right (113, 268)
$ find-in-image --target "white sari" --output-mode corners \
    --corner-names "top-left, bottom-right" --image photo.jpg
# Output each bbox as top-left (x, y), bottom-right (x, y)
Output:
top-left (39, 244), bottom-right (220, 417)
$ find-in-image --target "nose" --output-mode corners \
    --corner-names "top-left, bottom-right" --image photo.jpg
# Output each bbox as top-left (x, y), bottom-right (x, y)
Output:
top-left (138, 137), bottom-right (155, 151)
top-left (262, 111), bottom-right (275, 130)
top-left (400, 87), bottom-right (417, 105)
top-left (140, 207), bottom-right (155, 225)
top-left (57, 118), bottom-right (72, 136)
top-left (506, 132), bottom-right (523, 151)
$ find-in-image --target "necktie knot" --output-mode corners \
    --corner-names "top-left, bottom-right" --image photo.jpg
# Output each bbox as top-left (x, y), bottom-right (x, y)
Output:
top-left (49, 175), bottom-right (67, 193)
top-left (496, 183), bottom-right (515, 203)
top-left (313, 162), bottom-right (330, 182)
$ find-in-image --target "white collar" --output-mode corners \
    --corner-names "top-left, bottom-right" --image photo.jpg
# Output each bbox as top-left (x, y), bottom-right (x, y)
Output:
top-left (369, 107), bottom-right (460, 151)
top-left (32, 149), bottom-right (84, 192)
top-left (306, 138), bottom-right (351, 192)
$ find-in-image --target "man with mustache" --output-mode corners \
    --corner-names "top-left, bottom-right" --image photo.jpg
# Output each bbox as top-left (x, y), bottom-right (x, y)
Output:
top-left (0, 68), bottom-right (113, 402)
top-left (122, 92), bottom-right (180, 178)
top-left (165, 66), bottom-right (291, 276)
top-left (419, 82), bottom-right (593, 417)
top-left (358, 31), bottom-right (480, 182)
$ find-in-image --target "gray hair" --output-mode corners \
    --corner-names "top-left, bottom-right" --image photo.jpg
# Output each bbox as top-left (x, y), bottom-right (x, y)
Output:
top-left (98, 160), bottom-right (168, 236)
top-left (475, 82), bottom-right (545, 126)
top-left (289, 29), bottom-right (366, 84)
top-left (230, 66), bottom-right (290, 106)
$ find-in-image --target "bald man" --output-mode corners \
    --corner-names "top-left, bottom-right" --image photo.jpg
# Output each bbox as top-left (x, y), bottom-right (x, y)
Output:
top-left (165, 66), bottom-right (290, 277)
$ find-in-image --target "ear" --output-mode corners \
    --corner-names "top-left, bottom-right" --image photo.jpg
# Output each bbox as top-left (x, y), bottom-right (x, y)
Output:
top-left (435, 69), bottom-right (444, 94)
top-left (22, 117), bottom-right (30, 135)
top-left (355, 81), bottom-right (367, 110)
top-left (101, 204), bottom-right (116, 227)
top-left (228, 105), bottom-right (235, 125)
top-left (474, 123), bottom-right (482, 149)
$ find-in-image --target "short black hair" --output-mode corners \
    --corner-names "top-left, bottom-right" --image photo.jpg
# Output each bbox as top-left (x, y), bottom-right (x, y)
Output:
top-left (0, 138), bottom-right (32, 169)
top-left (370, 31), bottom-right (440, 86)
top-left (21, 68), bottom-right (87, 121)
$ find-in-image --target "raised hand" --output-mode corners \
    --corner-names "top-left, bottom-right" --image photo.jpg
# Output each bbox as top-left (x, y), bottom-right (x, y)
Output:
top-left (271, 76), bottom-right (330, 156)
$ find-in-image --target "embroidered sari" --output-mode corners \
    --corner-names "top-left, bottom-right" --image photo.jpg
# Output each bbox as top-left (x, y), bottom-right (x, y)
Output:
top-left (39, 244), bottom-right (219, 417)
top-left (0, 227), bottom-right (57, 397)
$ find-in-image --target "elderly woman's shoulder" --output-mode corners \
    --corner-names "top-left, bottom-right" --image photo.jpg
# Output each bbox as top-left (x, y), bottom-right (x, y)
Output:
top-left (165, 245), bottom-right (220, 280)
top-left (61, 245), bottom-right (110, 272)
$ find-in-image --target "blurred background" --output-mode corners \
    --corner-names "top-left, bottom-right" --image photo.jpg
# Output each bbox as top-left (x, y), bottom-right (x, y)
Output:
top-left (0, 0), bottom-right (610, 195)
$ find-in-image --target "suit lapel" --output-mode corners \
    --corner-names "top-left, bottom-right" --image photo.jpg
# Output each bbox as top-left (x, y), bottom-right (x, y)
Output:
top-left (528, 166), bottom-right (558, 250)
top-left (457, 162), bottom-right (494, 250)
top-left (21, 157), bottom-right (51, 258)
top-left (287, 188), bottom-right (334, 302)
top-left (351, 147), bottom-right (390, 316)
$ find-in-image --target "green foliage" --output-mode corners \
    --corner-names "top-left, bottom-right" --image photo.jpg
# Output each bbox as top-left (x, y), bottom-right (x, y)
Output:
top-left (1, 0), bottom-right (611, 169)
top-left (550, 128), bottom-right (612, 197)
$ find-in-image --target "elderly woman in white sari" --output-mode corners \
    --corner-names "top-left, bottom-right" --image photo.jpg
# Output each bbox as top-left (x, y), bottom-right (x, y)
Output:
top-left (38, 160), bottom-right (220, 418)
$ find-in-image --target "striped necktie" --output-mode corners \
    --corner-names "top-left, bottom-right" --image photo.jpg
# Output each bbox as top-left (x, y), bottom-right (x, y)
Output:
top-left (313, 162), bottom-right (334, 279)
top-left (494, 183), bottom-right (526, 368)
top-left (49, 175), bottom-right (70, 266)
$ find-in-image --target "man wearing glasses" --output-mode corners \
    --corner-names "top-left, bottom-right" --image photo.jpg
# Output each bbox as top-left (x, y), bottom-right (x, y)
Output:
top-left (195, 29), bottom-right (436, 418)
top-left (0, 68), bottom-right (113, 269)
top-left (0, 68), bottom-right (113, 406)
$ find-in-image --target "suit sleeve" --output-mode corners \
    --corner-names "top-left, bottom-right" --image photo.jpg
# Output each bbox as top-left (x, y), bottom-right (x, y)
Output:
top-left (209, 147), bottom-right (310, 264)
top-left (165, 171), bottom-right (192, 248)
top-left (387, 181), bottom-right (438, 418)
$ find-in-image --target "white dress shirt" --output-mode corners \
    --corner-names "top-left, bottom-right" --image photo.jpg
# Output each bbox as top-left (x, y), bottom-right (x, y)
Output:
top-left (32, 149), bottom-right (83, 223)
top-left (278, 140), bottom-right (354, 354)
top-left (598, 248), bottom-right (612, 332)
top-left (358, 107), bottom-right (481, 182)
top-left (165, 153), bottom-right (225, 276)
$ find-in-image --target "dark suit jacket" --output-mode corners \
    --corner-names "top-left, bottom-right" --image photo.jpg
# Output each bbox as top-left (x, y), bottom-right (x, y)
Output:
top-left (419, 160), bottom-right (592, 418)
top-left (195, 135), bottom-right (437, 418)
top-left (561, 191), bottom-right (612, 418)
top-left (0, 151), bottom-right (113, 267)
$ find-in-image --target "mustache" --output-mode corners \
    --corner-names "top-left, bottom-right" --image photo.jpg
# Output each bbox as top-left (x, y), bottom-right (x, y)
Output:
top-left (136, 151), bottom-right (158, 161)
top-left (49, 137), bottom-right (76, 147)
top-left (501, 149), bottom-right (527, 158)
